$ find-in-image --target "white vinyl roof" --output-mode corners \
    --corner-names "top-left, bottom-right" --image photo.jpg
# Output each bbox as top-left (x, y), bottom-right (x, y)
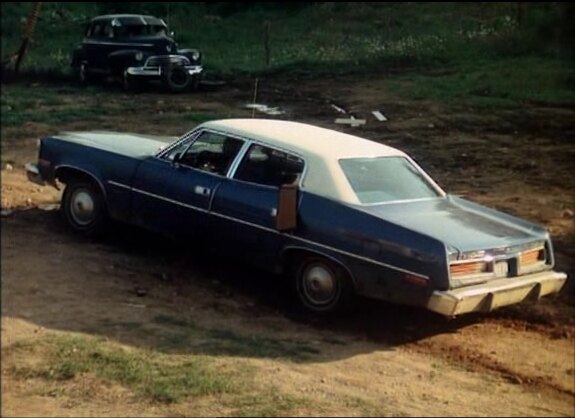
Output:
top-left (200, 119), bottom-right (408, 204)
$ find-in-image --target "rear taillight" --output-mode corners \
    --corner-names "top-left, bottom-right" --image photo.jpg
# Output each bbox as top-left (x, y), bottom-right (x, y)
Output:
top-left (520, 248), bottom-right (545, 266)
top-left (450, 261), bottom-right (489, 277)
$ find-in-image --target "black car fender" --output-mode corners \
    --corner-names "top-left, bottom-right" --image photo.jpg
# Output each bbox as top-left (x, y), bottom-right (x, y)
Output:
top-left (107, 50), bottom-right (147, 75)
top-left (177, 48), bottom-right (202, 65)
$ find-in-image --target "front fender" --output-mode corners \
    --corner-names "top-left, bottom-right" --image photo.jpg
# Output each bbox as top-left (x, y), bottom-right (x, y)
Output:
top-left (177, 48), bottom-right (202, 65)
top-left (107, 50), bottom-right (147, 74)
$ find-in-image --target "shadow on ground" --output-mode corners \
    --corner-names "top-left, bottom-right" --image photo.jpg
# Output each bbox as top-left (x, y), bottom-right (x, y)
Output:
top-left (2, 208), bottom-right (572, 363)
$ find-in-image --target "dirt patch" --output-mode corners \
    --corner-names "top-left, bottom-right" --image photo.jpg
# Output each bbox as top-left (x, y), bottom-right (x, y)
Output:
top-left (2, 76), bottom-right (574, 416)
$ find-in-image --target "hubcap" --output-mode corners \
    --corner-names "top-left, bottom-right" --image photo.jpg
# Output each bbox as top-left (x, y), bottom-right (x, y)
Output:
top-left (302, 264), bottom-right (337, 306)
top-left (70, 189), bottom-right (95, 226)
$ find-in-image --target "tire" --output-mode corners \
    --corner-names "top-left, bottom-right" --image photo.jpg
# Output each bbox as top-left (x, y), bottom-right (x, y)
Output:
top-left (78, 63), bottom-right (100, 85)
top-left (61, 180), bottom-right (108, 237)
top-left (162, 65), bottom-right (192, 93)
top-left (191, 74), bottom-right (201, 92)
top-left (123, 69), bottom-right (142, 92)
top-left (78, 63), bottom-right (89, 85)
top-left (294, 256), bottom-right (355, 314)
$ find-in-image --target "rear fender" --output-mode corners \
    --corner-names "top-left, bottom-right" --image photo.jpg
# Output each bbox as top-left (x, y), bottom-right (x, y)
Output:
top-left (281, 246), bottom-right (359, 289)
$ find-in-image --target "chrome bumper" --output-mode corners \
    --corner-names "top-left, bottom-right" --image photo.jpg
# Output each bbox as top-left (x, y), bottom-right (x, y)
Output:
top-left (26, 163), bottom-right (46, 186)
top-left (126, 65), bottom-right (203, 77)
top-left (427, 270), bottom-right (567, 317)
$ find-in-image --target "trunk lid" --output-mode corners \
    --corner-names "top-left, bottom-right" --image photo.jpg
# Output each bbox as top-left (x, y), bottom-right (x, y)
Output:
top-left (357, 196), bottom-right (547, 253)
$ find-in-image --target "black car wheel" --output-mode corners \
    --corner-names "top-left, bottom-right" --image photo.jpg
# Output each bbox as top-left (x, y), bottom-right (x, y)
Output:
top-left (162, 66), bottom-right (192, 93)
top-left (62, 180), bottom-right (108, 237)
top-left (294, 256), bottom-right (355, 314)
top-left (78, 63), bottom-right (89, 85)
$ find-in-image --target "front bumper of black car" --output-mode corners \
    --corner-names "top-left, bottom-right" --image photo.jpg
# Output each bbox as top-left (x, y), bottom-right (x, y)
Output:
top-left (126, 65), bottom-right (203, 78)
top-left (126, 54), bottom-right (203, 79)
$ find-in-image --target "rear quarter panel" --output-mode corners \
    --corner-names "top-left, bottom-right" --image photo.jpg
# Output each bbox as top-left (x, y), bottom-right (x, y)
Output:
top-left (295, 193), bottom-right (449, 306)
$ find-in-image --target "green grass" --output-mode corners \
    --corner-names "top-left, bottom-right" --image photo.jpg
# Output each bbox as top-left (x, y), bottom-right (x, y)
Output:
top-left (8, 333), bottom-right (317, 414)
top-left (388, 57), bottom-right (575, 108)
top-left (0, 83), bottom-right (219, 128)
top-left (1, 84), bottom-right (111, 127)
top-left (227, 392), bottom-right (309, 417)
top-left (2, 3), bottom-right (573, 107)
top-left (10, 334), bottom-right (237, 404)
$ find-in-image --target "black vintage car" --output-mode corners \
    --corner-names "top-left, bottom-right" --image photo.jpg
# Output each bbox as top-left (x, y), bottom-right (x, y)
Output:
top-left (71, 14), bottom-right (204, 92)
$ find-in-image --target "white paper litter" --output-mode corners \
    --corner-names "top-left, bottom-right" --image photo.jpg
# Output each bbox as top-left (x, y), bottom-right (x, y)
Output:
top-left (245, 104), bottom-right (286, 116)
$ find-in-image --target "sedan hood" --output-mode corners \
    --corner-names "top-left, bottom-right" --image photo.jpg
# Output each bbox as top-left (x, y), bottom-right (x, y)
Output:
top-left (357, 196), bottom-right (548, 253)
top-left (52, 131), bottom-right (177, 159)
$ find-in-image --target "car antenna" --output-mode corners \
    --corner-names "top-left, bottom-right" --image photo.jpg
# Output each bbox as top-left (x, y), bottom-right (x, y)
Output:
top-left (166, 2), bottom-right (171, 29)
top-left (252, 78), bottom-right (259, 119)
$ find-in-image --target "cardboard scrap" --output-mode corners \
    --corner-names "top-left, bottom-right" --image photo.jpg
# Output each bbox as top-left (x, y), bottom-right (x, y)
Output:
top-left (372, 110), bottom-right (388, 122)
top-left (335, 117), bottom-right (366, 127)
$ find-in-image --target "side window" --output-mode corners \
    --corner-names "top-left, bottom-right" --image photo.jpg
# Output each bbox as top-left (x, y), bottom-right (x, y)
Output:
top-left (90, 23), bottom-right (103, 38)
top-left (235, 144), bottom-right (304, 188)
top-left (103, 23), bottom-right (114, 39)
top-left (163, 139), bottom-right (191, 162)
top-left (178, 132), bottom-right (244, 176)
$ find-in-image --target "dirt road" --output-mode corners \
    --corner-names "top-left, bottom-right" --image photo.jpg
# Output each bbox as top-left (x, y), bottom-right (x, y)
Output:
top-left (2, 76), bottom-right (574, 416)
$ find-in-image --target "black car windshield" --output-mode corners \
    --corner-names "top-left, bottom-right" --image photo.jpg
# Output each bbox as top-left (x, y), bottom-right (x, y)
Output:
top-left (339, 157), bottom-right (441, 204)
top-left (115, 25), bottom-right (167, 38)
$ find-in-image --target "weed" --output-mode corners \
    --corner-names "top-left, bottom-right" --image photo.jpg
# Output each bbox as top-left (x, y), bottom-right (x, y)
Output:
top-left (228, 391), bottom-right (308, 417)
top-left (10, 334), bottom-right (237, 404)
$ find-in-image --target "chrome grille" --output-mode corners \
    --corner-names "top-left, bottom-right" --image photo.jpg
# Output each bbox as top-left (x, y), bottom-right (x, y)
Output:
top-left (144, 55), bottom-right (191, 68)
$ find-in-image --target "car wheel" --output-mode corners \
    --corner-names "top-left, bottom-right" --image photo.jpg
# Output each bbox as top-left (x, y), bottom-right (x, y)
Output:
top-left (162, 66), bottom-right (192, 93)
top-left (62, 180), bottom-right (108, 237)
top-left (294, 257), bottom-right (354, 314)
top-left (78, 63), bottom-right (89, 85)
top-left (78, 63), bottom-right (102, 85)
top-left (123, 69), bottom-right (142, 92)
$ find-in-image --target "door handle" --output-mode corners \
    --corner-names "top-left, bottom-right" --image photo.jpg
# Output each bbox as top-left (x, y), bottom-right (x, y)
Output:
top-left (271, 208), bottom-right (278, 217)
top-left (194, 186), bottom-right (211, 196)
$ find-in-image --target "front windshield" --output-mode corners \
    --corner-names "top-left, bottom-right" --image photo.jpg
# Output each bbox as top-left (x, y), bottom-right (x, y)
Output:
top-left (339, 157), bottom-right (441, 204)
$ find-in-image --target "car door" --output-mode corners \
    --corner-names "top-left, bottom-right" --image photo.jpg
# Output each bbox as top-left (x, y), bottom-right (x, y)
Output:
top-left (130, 131), bottom-right (246, 238)
top-left (211, 143), bottom-right (305, 266)
top-left (83, 22), bottom-right (104, 68)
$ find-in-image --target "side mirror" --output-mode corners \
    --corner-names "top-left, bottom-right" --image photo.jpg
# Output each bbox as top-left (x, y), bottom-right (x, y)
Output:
top-left (276, 184), bottom-right (298, 232)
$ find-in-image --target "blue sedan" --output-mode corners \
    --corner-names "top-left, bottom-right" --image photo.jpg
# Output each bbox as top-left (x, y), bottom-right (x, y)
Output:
top-left (26, 119), bottom-right (567, 316)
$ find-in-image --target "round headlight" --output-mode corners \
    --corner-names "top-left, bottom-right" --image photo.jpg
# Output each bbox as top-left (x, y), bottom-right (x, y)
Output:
top-left (166, 44), bottom-right (173, 53)
top-left (135, 52), bottom-right (144, 61)
top-left (191, 51), bottom-right (200, 61)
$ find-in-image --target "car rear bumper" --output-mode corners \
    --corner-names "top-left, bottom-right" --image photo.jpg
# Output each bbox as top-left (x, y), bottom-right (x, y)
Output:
top-left (427, 270), bottom-right (567, 317)
top-left (126, 65), bottom-right (203, 78)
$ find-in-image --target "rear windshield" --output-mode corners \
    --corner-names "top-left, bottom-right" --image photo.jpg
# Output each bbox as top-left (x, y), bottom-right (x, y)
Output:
top-left (339, 157), bottom-right (441, 204)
